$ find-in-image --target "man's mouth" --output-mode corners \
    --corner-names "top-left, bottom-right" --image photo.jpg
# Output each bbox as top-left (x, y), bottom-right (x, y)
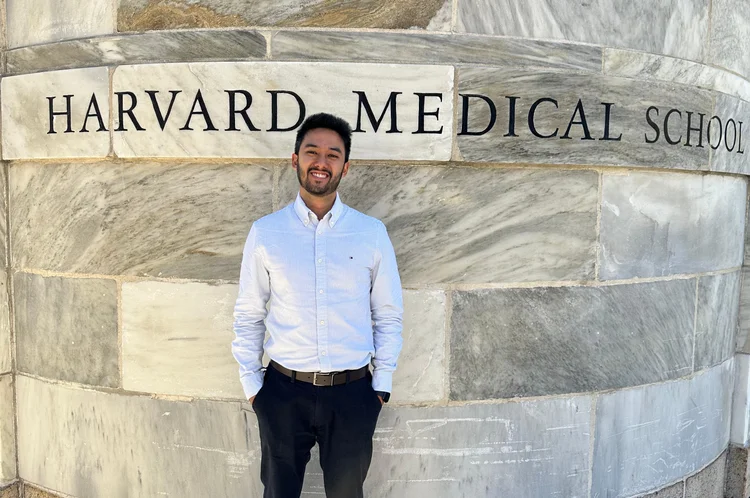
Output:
top-left (309, 170), bottom-right (330, 179)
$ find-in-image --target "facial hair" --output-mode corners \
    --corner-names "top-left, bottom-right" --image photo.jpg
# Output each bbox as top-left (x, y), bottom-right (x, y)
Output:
top-left (297, 166), bottom-right (344, 196)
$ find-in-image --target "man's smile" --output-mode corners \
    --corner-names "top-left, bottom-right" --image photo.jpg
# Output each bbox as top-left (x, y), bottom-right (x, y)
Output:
top-left (309, 170), bottom-right (330, 179)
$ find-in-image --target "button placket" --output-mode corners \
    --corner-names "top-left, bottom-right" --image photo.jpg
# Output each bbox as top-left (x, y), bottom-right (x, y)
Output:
top-left (314, 222), bottom-right (331, 371)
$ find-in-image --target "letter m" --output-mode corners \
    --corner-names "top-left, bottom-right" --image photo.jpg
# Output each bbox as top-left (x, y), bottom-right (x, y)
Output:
top-left (352, 91), bottom-right (402, 133)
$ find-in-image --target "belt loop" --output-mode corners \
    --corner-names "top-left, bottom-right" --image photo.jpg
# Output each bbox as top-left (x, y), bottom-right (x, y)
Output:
top-left (290, 370), bottom-right (296, 383)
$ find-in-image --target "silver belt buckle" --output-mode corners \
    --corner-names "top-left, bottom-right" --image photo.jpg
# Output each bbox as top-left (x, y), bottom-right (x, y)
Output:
top-left (313, 372), bottom-right (328, 386)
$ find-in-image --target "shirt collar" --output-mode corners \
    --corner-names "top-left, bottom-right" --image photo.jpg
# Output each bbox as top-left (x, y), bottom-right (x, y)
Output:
top-left (293, 193), bottom-right (345, 228)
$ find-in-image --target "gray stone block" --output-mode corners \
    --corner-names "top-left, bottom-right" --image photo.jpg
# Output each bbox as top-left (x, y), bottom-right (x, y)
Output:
top-left (694, 271), bottom-right (741, 369)
top-left (280, 164), bottom-right (598, 285)
top-left (0, 483), bottom-right (18, 498)
top-left (6, 31), bottom-right (267, 75)
top-left (640, 481), bottom-right (684, 498)
top-left (725, 445), bottom-right (750, 498)
top-left (592, 360), bottom-right (733, 497)
top-left (457, 67), bottom-right (714, 170)
top-left (16, 375), bottom-right (261, 498)
top-left (118, 0), bottom-right (448, 30)
top-left (0, 375), bottom-right (15, 482)
top-left (9, 162), bottom-right (273, 279)
top-left (600, 171), bottom-right (746, 280)
top-left (457, 0), bottom-right (709, 61)
top-left (450, 280), bottom-right (695, 400)
top-left (684, 451), bottom-right (727, 498)
top-left (737, 268), bottom-right (750, 353)
top-left (21, 485), bottom-right (59, 498)
top-left (709, 94), bottom-right (750, 174)
top-left (0, 276), bottom-right (11, 376)
top-left (272, 31), bottom-right (602, 71)
top-left (14, 273), bottom-right (118, 387)
top-left (708, 0), bottom-right (750, 79)
top-left (6, 0), bottom-right (114, 48)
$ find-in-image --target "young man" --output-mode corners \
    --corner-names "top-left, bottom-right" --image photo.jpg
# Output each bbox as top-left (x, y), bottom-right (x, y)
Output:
top-left (232, 113), bottom-right (404, 498)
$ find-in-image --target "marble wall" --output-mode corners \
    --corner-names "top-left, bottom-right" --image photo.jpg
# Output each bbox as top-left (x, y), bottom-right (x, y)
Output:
top-left (1, 1), bottom-right (749, 497)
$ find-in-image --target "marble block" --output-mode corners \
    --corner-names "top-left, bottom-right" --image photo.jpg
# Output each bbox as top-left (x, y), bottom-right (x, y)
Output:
top-left (603, 49), bottom-right (750, 102)
top-left (684, 452), bottom-right (727, 498)
top-left (0, 376), bottom-right (15, 483)
top-left (694, 272), bottom-right (741, 370)
top-left (391, 290), bottom-right (445, 403)
top-left (9, 161), bottom-right (273, 279)
top-left (599, 171), bottom-right (746, 279)
top-left (362, 397), bottom-right (591, 497)
top-left (710, 94), bottom-right (750, 174)
top-left (0, 278), bottom-right (11, 376)
top-left (457, 0), bottom-right (709, 61)
top-left (450, 279), bottom-right (695, 400)
top-left (123, 280), bottom-right (445, 402)
top-left (16, 376), bottom-right (261, 498)
top-left (457, 67), bottom-right (714, 169)
top-left (279, 164), bottom-right (598, 285)
top-left (708, 0), bottom-right (750, 79)
top-left (6, 0), bottom-right (114, 48)
top-left (272, 31), bottom-right (602, 72)
top-left (14, 273), bottom-right (118, 387)
top-left (6, 30), bottom-right (267, 76)
top-left (731, 354), bottom-right (750, 446)
top-left (591, 359), bottom-right (733, 498)
top-left (122, 281), bottom-right (244, 399)
top-left (1, 67), bottom-right (110, 160)
top-left (738, 268), bottom-right (750, 353)
top-left (640, 481), bottom-right (685, 498)
top-left (118, 0), bottom-right (447, 30)
top-left (112, 62), bottom-right (453, 161)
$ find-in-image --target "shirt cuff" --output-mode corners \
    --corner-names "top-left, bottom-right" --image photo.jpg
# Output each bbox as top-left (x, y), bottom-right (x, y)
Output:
top-left (371, 370), bottom-right (393, 393)
top-left (241, 371), bottom-right (265, 399)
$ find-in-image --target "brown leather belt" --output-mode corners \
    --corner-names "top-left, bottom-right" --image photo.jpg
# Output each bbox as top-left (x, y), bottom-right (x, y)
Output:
top-left (269, 360), bottom-right (368, 386)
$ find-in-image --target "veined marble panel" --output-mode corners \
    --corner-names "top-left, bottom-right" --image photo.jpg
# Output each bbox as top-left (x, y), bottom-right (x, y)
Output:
top-left (731, 354), bottom-right (750, 446)
top-left (272, 31), bottom-right (602, 72)
top-left (694, 272), bottom-right (741, 369)
top-left (603, 49), bottom-right (750, 102)
top-left (709, 0), bottom-right (750, 79)
top-left (450, 279), bottom-right (695, 400)
top-left (457, 67), bottom-right (714, 169)
top-left (123, 280), bottom-right (445, 402)
top-left (738, 268), bottom-right (750, 353)
top-left (112, 62), bottom-right (453, 161)
top-left (591, 359), bottom-right (733, 498)
top-left (599, 171), bottom-right (746, 280)
top-left (9, 162), bottom-right (273, 279)
top-left (684, 452), bottom-right (727, 498)
top-left (0, 278), bottom-right (10, 376)
top-left (122, 281), bottom-right (243, 399)
top-left (710, 94), bottom-right (750, 175)
top-left (0, 376), bottom-right (15, 483)
top-left (14, 273), bottom-right (118, 387)
top-left (118, 0), bottom-right (447, 30)
top-left (280, 164), bottom-right (598, 284)
top-left (6, 0), bottom-right (114, 48)
top-left (6, 31), bottom-right (267, 75)
top-left (361, 397), bottom-right (591, 497)
top-left (457, 0), bottom-right (709, 61)
top-left (1, 67), bottom-right (110, 160)
top-left (16, 376), bottom-right (261, 497)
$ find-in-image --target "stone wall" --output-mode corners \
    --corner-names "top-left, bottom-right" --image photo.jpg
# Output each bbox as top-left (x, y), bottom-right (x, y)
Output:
top-left (1, 1), bottom-right (749, 497)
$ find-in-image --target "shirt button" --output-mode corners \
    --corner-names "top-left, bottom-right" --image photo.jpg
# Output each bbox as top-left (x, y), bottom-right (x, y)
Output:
top-left (321, 351), bottom-right (327, 356)
top-left (319, 289), bottom-right (324, 294)
top-left (318, 259), bottom-right (323, 263)
top-left (320, 320), bottom-right (325, 325)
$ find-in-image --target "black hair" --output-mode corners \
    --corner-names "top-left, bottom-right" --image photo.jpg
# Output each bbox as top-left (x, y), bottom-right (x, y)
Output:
top-left (294, 113), bottom-right (353, 162)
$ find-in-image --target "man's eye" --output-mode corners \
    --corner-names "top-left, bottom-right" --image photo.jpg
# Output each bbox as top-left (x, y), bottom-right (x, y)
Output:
top-left (328, 154), bottom-right (339, 159)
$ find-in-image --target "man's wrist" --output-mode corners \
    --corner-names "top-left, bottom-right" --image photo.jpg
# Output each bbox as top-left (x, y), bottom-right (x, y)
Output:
top-left (374, 391), bottom-right (390, 403)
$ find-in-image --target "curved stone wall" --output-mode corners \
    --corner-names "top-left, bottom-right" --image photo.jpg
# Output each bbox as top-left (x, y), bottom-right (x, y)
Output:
top-left (0, 1), bottom-right (749, 497)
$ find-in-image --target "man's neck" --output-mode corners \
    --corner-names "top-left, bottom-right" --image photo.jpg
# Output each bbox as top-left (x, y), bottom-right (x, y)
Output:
top-left (300, 189), bottom-right (337, 220)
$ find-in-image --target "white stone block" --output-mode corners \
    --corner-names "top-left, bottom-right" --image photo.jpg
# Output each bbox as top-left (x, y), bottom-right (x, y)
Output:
top-left (732, 353), bottom-right (750, 446)
top-left (1, 67), bottom-right (110, 160)
top-left (6, 0), bottom-right (115, 48)
top-left (0, 375), bottom-right (15, 482)
top-left (112, 62), bottom-right (453, 160)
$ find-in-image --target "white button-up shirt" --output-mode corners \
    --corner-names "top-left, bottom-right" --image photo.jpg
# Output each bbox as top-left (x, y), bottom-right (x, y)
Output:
top-left (232, 193), bottom-right (404, 399)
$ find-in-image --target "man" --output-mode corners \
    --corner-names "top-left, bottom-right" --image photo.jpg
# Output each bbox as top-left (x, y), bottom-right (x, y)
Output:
top-left (232, 113), bottom-right (404, 498)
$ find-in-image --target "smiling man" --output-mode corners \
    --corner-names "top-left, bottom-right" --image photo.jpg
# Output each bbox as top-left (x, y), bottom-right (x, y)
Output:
top-left (232, 113), bottom-right (404, 498)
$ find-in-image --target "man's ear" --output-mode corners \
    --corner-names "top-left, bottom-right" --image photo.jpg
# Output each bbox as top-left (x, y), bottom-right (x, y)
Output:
top-left (342, 161), bottom-right (350, 177)
top-left (291, 153), bottom-right (299, 170)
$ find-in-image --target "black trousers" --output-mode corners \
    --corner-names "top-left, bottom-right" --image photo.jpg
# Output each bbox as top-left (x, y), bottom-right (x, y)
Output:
top-left (253, 363), bottom-right (383, 498)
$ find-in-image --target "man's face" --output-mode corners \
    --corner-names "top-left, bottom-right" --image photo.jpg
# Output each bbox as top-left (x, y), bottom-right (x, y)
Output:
top-left (292, 128), bottom-right (350, 197)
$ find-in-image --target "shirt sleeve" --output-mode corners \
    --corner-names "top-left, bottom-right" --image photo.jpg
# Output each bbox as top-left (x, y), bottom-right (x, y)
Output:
top-left (370, 221), bottom-right (404, 394)
top-left (232, 224), bottom-right (271, 399)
